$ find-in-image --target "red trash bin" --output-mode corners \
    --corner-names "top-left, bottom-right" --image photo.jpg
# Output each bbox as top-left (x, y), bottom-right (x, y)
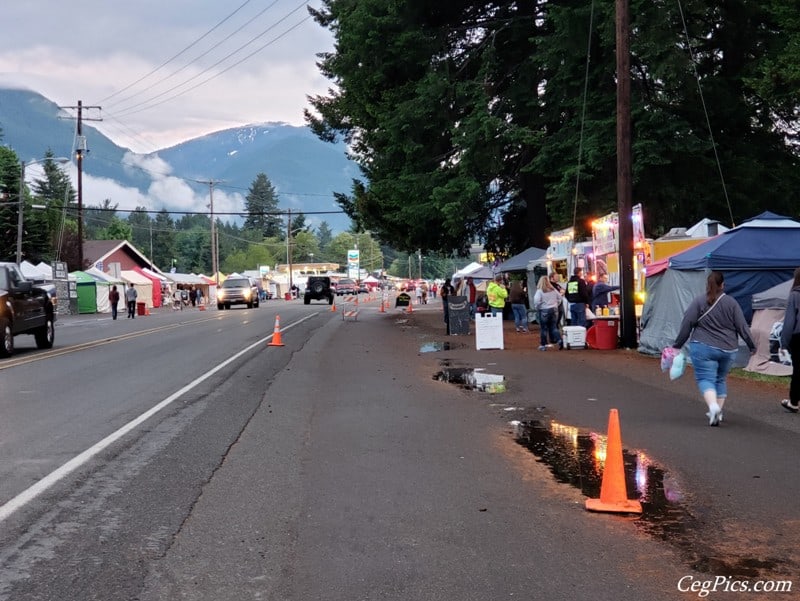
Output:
top-left (588, 319), bottom-right (618, 350)
top-left (284, 292), bottom-right (292, 300)
top-left (137, 301), bottom-right (146, 316)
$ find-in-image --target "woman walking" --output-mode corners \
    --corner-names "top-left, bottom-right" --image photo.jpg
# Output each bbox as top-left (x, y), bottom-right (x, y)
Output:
top-left (780, 267), bottom-right (800, 413)
top-left (533, 276), bottom-right (562, 350)
top-left (672, 271), bottom-right (756, 426)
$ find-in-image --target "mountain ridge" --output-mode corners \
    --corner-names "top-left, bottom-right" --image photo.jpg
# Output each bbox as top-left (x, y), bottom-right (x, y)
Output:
top-left (0, 87), bottom-right (360, 232)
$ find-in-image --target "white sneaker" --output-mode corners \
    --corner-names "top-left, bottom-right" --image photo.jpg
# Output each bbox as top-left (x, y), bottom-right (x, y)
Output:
top-left (706, 404), bottom-right (722, 426)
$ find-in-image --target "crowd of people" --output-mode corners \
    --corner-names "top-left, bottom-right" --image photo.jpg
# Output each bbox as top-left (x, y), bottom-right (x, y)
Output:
top-left (431, 264), bottom-right (800, 429)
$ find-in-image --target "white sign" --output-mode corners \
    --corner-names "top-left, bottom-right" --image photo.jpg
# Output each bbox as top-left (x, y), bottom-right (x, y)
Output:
top-left (475, 313), bottom-right (504, 350)
top-left (347, 249), bottom-right (360, 279)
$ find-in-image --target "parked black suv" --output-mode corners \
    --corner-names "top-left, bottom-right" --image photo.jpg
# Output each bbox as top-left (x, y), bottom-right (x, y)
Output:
top-left (217, 275), bottom-right (260, 309)
top-left (304, 276), bottom-right (334, 305)
top-left (0, 262), bottom-right (56, 357)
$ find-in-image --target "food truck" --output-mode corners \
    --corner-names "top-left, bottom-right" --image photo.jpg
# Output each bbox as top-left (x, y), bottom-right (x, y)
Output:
top-left (546, 227), bottom-right (592, 282)
top-left (591, 203), bottom-right (651, 303)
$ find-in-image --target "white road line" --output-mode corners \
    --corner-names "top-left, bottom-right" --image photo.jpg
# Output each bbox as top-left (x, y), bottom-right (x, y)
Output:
top-left (0, 313), bottom-right (317, 524)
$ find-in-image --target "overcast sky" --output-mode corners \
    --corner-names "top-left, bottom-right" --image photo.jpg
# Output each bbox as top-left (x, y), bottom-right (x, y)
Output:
top-left (0, 0), bottom-right (334, 154)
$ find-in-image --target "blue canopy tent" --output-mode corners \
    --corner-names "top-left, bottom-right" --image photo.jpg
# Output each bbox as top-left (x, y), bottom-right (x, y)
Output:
top-left (639, 212), bottom-right (800, 358)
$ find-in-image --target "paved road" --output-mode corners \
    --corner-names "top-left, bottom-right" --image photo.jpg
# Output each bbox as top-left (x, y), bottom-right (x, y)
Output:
top-left (0, 299), bottom-right (797, 600)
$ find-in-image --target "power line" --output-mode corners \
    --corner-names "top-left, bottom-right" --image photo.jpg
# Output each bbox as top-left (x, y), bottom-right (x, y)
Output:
top-left (96, 0), bottom-right (255, 106)
top-left (115, 11), bottom-right (311, 118)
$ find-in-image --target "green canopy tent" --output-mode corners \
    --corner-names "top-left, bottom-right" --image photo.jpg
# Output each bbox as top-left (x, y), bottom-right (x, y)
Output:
top-left (71, 270), bottom-right (98, 314)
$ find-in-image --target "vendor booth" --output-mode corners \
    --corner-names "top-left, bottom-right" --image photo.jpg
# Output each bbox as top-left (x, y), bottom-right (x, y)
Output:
top-left (638, 211), bottom-right (800, 359)
top-left (120, 270), bottom-right (154, 309)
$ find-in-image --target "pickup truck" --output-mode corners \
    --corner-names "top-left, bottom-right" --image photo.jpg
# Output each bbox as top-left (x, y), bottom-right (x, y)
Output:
top-left (0, 262), bottom-right (56, 357)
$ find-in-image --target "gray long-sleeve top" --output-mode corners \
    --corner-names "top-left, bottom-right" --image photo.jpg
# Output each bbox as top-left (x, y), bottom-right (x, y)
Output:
top-left (673, 293), bottom-right (755, 352)
top-left (780, 287), bottom-right (800, 349)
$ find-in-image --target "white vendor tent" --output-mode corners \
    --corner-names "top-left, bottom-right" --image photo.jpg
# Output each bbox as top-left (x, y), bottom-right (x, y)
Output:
top-left (744, 279), bottom-right (793, 376)
top-left (120, 270), bottom-right (154, 308)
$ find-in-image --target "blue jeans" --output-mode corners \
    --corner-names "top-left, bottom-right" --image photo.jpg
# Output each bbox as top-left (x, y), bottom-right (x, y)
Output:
top-left (570, 302), bottom-right (586, 327)
top-left (490, 305), bottom-right (503, 317)
top-left (511, 304), bottom-right (527, 330)
top-left (689, 341), bottom-right (736, 398)
top-left (538, 308), bottom-right (562, 347)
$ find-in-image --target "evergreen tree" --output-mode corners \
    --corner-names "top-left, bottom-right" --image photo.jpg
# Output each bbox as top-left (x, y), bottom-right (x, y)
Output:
top-left (243, 173), bottom-right (282, 238)
top-left (151, 210), bottom-right (176, 271)
top-left (28, 153), bottom-right (74, 262)
top-left (127, 206), bottom-right (152, 252)
top-left (315, 221), bottom-right (334, 260)
top-left (308, 0), bottom-right (800, 253)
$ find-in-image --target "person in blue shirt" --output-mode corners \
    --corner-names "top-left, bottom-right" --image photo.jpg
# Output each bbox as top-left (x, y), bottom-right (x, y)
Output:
top-left (590, 273), bottom-right (619, 312)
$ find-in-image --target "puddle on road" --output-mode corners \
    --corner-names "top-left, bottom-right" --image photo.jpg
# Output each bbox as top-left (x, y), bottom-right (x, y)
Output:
top-left (420, 341), bottom-right (453, 353)
top-left (514, 420), bottom-right (783, 578)
top-left (433, 367), bottom-right (506, 393)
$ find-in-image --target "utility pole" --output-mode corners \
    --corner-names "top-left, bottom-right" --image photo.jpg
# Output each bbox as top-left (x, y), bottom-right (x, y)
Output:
top-left (616, 0), bottom-right (636, 348)
top-left (197, 179), bottom-right (223, 285)
top-left (287, 208), bottom-right (293, 294)
top-left (60, 100), bottom-right (101, 270)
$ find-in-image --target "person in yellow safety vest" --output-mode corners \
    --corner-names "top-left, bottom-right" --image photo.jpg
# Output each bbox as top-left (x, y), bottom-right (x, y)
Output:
top-left (486, 274), bottom-right (508, 317)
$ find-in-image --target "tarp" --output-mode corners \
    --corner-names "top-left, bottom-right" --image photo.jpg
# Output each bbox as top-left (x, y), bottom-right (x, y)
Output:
top-left (744, 278), bottom-right (794, 376)
top-left (71, 270), bottom-right (98, 314)
top-left (457, 264), bottom-right (495, 280)
top-left (85, 266), bottom-right (122, 284)
top-left (638, 211), bottom-right (800, 359)
top-left (20, 260), bottom-right (50, 281)
top-left (134, 266), bottom-right (163, 307)
top-left (496, 247), bottom-right (547, 273)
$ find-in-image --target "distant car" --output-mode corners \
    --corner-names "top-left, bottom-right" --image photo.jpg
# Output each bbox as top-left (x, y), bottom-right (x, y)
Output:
top-left (358, 284), bottom-right (369, 294)
top-left (336, 278), bottom-right (358, 296)
top-left (304, 276), bottom-right (334, 305)
top-left (217, 276), bottom-right (260, 309)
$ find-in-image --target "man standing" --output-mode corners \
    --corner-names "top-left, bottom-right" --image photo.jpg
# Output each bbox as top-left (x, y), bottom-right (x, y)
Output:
top-left (125, 283), bottom-right (138, 319)
top-left (565, 267), bottom-right (590, 327)
top-left (486, 274), bottom-right (508, 317)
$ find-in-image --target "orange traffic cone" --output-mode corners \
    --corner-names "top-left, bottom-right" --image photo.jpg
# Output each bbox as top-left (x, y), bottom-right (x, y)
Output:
top-left (406, 301), bottom-right (413, 313)
top-left (379, 299), bottom-right (385, 313)
top-left (268, 315), bottom-right (285, 347)
top-left (331, 297), bottom-right (337, 312)
top-left (585, 409), bottom-right (642, 514)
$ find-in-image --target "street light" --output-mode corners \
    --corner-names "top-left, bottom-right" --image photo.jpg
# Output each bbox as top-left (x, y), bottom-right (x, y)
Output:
top-left (18, 157), bottom-right (70, 264)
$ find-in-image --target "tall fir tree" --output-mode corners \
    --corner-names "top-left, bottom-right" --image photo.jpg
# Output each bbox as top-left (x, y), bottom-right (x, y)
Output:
top-left (243, 173), bottom-right (282, 238)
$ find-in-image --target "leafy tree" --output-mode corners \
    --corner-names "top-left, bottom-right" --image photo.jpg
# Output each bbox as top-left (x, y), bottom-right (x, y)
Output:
top-left (291, 230), bottom-right (320, 263)
top-left (97, 216), bottom-right (133, 242)
top-left (220, 243), bottom-right (276, 274)
top-left (243, 173), bottom-right (282, 238)
top-left (308, 0), bottom-right (800, 254)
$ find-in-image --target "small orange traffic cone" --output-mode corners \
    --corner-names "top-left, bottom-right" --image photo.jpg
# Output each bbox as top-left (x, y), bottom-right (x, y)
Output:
top-left (379, 299), bottom-right (385, 313)
top-left (331, 297), bottom-right (337, 312)
top-left (268, 315), bottom-right (285, 347)
top-left (585, 409), bottom-right (642, 514)
top-left (406, 301), bottom-right (413, 313)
